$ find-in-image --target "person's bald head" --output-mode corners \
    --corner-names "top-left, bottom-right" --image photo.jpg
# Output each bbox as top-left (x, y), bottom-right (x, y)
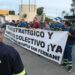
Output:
top-left (0, 28), bottom-right (4, 43)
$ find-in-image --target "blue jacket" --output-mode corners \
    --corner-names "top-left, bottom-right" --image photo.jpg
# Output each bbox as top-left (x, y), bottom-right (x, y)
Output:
top-left (18, 22), bottom-right (28, 27)
top-left (50, 23), bottom-right (63, 31)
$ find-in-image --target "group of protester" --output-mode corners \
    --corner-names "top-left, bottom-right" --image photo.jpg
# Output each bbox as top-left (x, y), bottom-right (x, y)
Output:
top-left (8, 16), bottom-right (75, 72)
top-left (0, 16), bottom-right (75, 74)
top-left (9, 17), bottom-right (73, 30)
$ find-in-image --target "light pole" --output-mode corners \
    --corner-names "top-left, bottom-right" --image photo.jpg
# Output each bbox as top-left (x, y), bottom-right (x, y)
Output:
top-left (29, 0), bottom-right (36, 12)
top-left (29, 0), bottom-right (30, 12)
top-left (20, 0), bottom-right (23, 18)
top-left (34, 0), bottom-right (36, 11)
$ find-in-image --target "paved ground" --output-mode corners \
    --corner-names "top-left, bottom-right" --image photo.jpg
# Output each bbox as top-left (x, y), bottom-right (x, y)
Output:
top-left (4, 37), bottom-right (75, 75)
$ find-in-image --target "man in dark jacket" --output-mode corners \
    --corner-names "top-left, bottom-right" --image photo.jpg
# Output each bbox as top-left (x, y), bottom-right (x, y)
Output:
top-left (62, 21), bottom-right (74, 72)
top-left (0, 28), bottom-right (27, 75)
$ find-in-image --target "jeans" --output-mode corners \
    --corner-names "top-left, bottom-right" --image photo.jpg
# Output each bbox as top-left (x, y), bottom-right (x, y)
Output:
top-left (63, 43), bottom-right (72, 62)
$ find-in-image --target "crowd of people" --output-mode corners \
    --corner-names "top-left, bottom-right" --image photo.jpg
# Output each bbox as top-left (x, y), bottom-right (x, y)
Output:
top-left (7, 17), bottom-right (74, 30)
top-left (1, 16), bottom-right (75, 73)
top-left (7, 16), bottom-right (75, 72)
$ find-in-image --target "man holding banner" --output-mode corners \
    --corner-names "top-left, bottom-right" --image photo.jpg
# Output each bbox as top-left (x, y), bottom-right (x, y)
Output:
top-left (50, 18), bottom-right (73, 72)
top-left (62, 20), bottom-right (74, 72)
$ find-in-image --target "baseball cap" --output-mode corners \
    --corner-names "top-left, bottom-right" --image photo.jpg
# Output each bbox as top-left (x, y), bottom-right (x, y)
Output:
top-left (53, 17), bottom-right (61, 23)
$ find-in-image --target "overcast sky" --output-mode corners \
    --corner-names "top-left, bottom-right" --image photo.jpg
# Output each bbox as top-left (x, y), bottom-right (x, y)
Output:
top-left (0, 0), bottom-right (72, 17)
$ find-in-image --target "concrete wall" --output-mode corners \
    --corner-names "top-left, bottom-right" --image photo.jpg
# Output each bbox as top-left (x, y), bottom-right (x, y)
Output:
top-left (5, 15), bottom-right (19, 22)
top-left (19, 4), bottom-right (36, 22)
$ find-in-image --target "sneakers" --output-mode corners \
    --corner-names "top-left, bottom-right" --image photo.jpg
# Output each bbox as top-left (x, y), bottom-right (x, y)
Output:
top-left (61, 60), bottom-right (72, 72)
top-left (66, 66), bottom-right (72, 72)
top-left (61, 63), bottom-right (72, 72)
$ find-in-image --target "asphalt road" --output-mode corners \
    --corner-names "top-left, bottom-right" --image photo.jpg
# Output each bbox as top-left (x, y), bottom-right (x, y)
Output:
top-left (4, 37), bottom-right (75, 75)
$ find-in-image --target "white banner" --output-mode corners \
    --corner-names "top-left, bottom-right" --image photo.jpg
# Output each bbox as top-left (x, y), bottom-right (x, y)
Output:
top-left (5, 25), bottom-right (68, 64)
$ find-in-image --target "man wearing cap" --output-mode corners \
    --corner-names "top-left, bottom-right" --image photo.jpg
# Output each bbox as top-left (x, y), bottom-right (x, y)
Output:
top-left (50, 17), bottom-right (63, 31)
top-left (0, 28), bottom-right (27, 75)
top-left (62, 20), bottom-right (74, 72)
